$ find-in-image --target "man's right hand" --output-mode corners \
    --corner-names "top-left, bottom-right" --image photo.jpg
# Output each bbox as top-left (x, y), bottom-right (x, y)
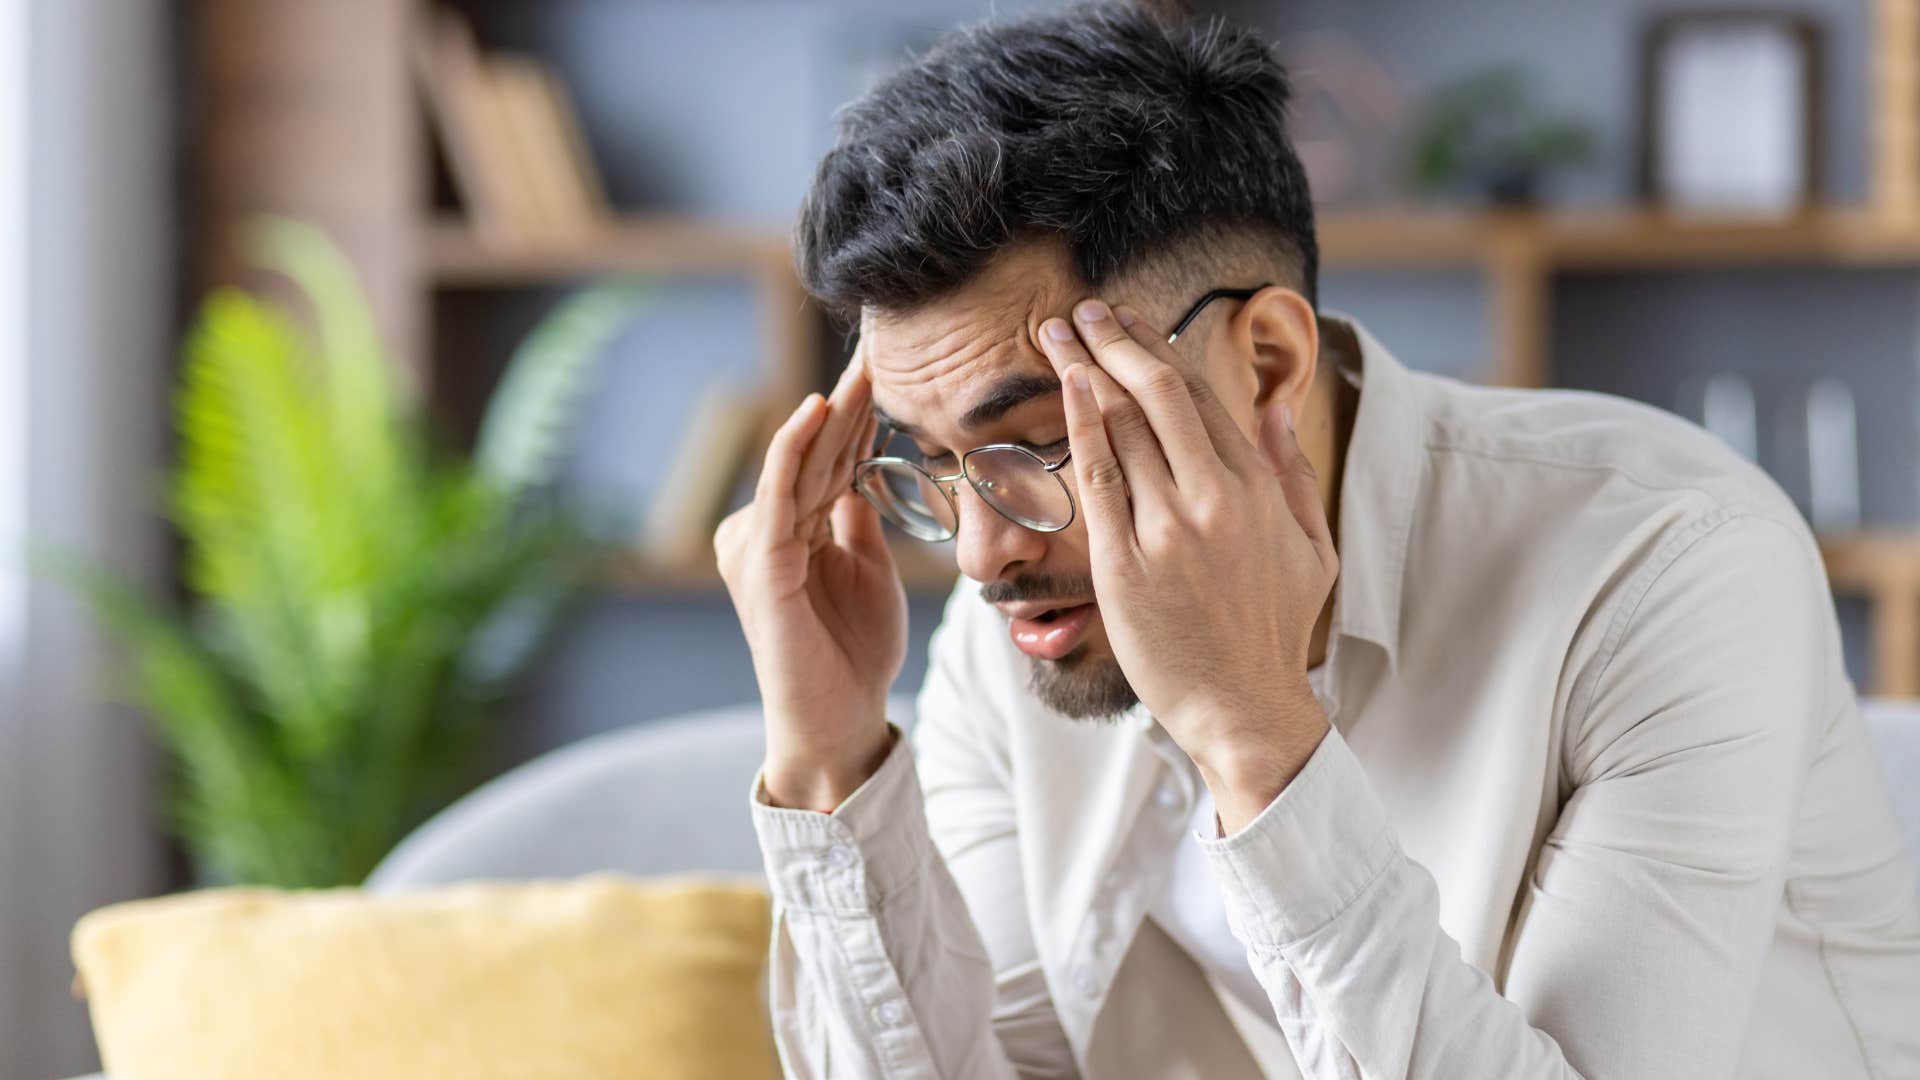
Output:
top-left (715, 349), bottom-right (907, 813)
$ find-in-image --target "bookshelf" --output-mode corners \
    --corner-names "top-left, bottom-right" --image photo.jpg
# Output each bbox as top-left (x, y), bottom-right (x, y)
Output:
top-left (190, 0), bottom-right (1920, 692)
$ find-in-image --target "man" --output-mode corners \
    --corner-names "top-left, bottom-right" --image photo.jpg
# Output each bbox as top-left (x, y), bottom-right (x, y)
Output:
top-left (714, 5), bottom-right (1920, 1077)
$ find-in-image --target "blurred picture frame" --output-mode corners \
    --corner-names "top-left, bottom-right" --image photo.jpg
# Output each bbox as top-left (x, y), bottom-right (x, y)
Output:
top-left (1637, 10), bottom-right (1823, 215)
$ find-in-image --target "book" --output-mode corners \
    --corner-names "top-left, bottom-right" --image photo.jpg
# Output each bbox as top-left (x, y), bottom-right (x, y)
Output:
top-left (411, 10), bottom-right (535, 238)
top-left (413, 9), bottom-right (609, 238)
top-left (488, 56), bottom-right (579, 234)
top-left (534, 63), bottom-right (609, 221)
top-left (637, 386), bottom-right (765, 569)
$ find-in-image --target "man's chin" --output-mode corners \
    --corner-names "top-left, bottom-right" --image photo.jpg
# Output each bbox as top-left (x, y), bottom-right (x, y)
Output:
top-left (1025, 646), bottom-right (1139, 721)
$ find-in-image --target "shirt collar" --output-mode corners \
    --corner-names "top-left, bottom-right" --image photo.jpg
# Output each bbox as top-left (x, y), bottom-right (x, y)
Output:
top-left (1319, 311), bottom-right (1423, 669)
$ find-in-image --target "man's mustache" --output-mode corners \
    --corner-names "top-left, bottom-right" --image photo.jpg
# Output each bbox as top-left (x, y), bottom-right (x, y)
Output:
top-left (979, 573), bottom-right (1098, 606)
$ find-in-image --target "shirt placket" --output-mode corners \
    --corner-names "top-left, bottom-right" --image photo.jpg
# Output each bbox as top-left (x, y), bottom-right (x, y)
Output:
top-left (1059, 720), bottom-right (1204, 1023)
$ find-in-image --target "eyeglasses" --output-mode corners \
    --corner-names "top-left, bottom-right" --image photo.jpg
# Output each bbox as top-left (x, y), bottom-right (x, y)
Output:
top-left (851, 286), bottom-right (1265, 543)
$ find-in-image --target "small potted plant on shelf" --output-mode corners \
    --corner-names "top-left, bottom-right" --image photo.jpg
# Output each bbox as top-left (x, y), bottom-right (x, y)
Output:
top-left (1409, 65), bottom-right (1596, 207)
top-left (51, 219), bottom-right (643, 888)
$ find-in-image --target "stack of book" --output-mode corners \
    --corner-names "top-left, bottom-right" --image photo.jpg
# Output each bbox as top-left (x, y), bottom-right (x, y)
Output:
top-left (413, 9), bottom-right (609, 240)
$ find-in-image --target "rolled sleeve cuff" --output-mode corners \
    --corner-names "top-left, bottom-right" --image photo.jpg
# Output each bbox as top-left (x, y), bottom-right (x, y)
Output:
top-left (749, 723), bottom-right (932, 915)
top-left (1197, 725), bottom-right (1398, 947)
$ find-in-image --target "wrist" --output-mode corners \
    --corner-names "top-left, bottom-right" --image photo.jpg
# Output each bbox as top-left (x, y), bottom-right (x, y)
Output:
top-left (1186, 691), bottom-right (1329, 834)
top-left (761, 716), bottom-right (894, 814)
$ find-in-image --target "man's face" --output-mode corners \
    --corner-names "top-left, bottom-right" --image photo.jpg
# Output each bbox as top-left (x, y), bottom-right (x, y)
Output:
top-left (864, 243), bottom-right (1256, 720)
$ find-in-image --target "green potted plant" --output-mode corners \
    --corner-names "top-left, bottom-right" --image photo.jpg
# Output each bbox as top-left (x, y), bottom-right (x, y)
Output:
top-left (53, 220), bottom-right (642, 888)
top-left (1409, 65), bottom-right (1595, 206)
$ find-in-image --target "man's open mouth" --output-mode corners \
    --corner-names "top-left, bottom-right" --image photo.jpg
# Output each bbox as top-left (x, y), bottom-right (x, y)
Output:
top-left (1007, 601), bottom-right (1098, 660)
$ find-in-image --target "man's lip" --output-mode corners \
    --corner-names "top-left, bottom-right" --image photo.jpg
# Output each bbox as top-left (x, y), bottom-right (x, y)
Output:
top-left (995, 599), bottom-right (1096, 620)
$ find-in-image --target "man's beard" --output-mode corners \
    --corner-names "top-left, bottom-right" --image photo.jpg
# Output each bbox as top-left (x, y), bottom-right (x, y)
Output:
top-left (981, 572), bottom-right (1140, 722)
top-left (1027, 645), bottom-right (1138, 721)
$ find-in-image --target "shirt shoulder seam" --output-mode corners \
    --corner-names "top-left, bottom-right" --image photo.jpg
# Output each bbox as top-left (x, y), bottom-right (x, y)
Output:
top-left (1422, 436), bottom-right (1759, 511)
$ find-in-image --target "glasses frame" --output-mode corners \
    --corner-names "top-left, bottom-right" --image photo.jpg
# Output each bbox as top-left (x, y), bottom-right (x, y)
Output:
top-left (852, 284), bottom-right (1268, 542)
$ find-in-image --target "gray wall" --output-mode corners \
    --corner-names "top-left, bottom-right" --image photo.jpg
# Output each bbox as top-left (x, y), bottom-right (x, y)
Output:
top-left (483, 0), bottom-right (1906, 761)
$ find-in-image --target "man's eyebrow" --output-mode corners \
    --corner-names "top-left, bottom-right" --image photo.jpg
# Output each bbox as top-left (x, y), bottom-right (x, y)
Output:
top-left (873, 372), bottom-right (1064, 445)
top-left (958, 372), bottom-right (1061, 431)
top-left (871, 406), bottom-right (922, 441)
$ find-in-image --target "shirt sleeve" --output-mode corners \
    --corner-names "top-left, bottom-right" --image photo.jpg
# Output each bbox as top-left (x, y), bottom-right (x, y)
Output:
top-left (752, 726), bottom-right (1016, 1079)
top-left (1198, 512), bottom-right (1828, 1078)
top-left (748, 585), bottom-right (1073, 1079)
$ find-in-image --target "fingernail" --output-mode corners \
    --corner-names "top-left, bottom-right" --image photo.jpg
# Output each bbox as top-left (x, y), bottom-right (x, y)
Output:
top-left (1044, 318), bottom-right (1075, 342)
top-left (1075, 299), bottom-right (1109, 323)
top-left (1281, 403), bottom-right (1294, 431)
top-left (1114, 306), bottom-right (1138, 328)
top-left (1068, 365), bottom-right (1091, 393)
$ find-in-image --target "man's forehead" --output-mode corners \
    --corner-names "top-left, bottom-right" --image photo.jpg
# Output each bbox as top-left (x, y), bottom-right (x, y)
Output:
top-left (865, 276), bottom-right (1052, 366)
top-left (860, 262), bottom-right (1075, 438)
top-left (865, 334), bottom-right (1062, 439)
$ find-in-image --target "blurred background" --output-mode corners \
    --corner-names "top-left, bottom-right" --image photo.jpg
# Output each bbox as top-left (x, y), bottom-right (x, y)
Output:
top-left (6, 0), bottom-right (1920, 1075)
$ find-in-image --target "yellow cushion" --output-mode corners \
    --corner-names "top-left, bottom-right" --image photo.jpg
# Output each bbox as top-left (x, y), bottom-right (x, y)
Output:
top-left (71, 875), bottom-right (779, 1080)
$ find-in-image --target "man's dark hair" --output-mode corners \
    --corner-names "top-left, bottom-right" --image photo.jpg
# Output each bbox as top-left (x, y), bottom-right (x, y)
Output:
top-left (795, 2), bottom-right (1318, 321)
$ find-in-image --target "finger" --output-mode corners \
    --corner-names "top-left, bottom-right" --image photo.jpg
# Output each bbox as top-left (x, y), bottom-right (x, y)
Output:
top-left (756, 394), bottom-right (828, 539)
top-left (1061, 363), bottom-right (1138, 557)
top-left (1037, 317), bottom-right (1172, 497)
top-left (795, 361), bottom-right (872, 511)
top-left (1069, 301), bottom-right (1223, 482)
top-left (829, 487), bottom-right (891, 562)
top-left (835, 410), bottom-right (879, 494)
top-left (1258, 401), bottom-right (1336, 573)
top-left (1110, 303), bottom-right (1266, 473)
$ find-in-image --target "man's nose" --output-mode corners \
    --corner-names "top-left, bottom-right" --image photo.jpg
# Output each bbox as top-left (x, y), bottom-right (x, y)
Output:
top-left (952, 479), bottom-right (1047, 584)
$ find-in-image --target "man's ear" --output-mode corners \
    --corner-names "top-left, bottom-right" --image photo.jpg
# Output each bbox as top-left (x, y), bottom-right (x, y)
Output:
top-left (1239, 286), bottom-right (1319, 414)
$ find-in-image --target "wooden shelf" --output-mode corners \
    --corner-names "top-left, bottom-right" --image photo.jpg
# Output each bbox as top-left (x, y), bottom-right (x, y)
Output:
top-left (1319, 206), bottom-right (1920, 271)
top-left (424, 216), bottom-right (792, 286)
top-left (420, 205), bottom-right (1920, 394)
top-left (604, 541), bottom-right (960, 596)
top-left (1317, 204), bottom-right (1920, 390)
top-left (1820, 531), bottom-right (1920, 699)
top-left (425, 205), bottom-right (1920, 285)
top-left (1820, 530), bottom-right (1920, 590)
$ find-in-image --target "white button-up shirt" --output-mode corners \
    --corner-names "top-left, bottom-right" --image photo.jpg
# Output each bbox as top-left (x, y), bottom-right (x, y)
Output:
top-left (750, 315), bottom-right (1920, 1078)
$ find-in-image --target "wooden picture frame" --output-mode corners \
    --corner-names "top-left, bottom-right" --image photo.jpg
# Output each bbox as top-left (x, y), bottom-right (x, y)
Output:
top-left (1637, 10), bottom-right (1823, 213)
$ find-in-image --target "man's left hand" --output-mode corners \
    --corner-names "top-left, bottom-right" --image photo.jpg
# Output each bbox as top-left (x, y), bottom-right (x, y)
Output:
top-left (1036, 298), bottom-right (1337, 833)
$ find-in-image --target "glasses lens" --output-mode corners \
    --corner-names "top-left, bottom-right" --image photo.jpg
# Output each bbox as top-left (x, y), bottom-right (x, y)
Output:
top-left (965, 446), bottom-right (1074, 531)
top-left (855, 461), bottom-right (958, 541)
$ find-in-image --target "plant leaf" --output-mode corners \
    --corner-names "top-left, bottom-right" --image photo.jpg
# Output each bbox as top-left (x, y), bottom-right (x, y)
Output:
top-left (476, 281), bottom-right (649, 500)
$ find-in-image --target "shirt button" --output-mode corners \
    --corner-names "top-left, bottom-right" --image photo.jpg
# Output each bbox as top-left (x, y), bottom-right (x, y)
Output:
top-left (825, 844), bottom-right (856, 869)
top-left (1154, 784), bottom-right (1180, 809)
top-left (875, 1001), bottom-right (903, 1026)
top-left (1072, 967), bottom-right (1099, 998)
